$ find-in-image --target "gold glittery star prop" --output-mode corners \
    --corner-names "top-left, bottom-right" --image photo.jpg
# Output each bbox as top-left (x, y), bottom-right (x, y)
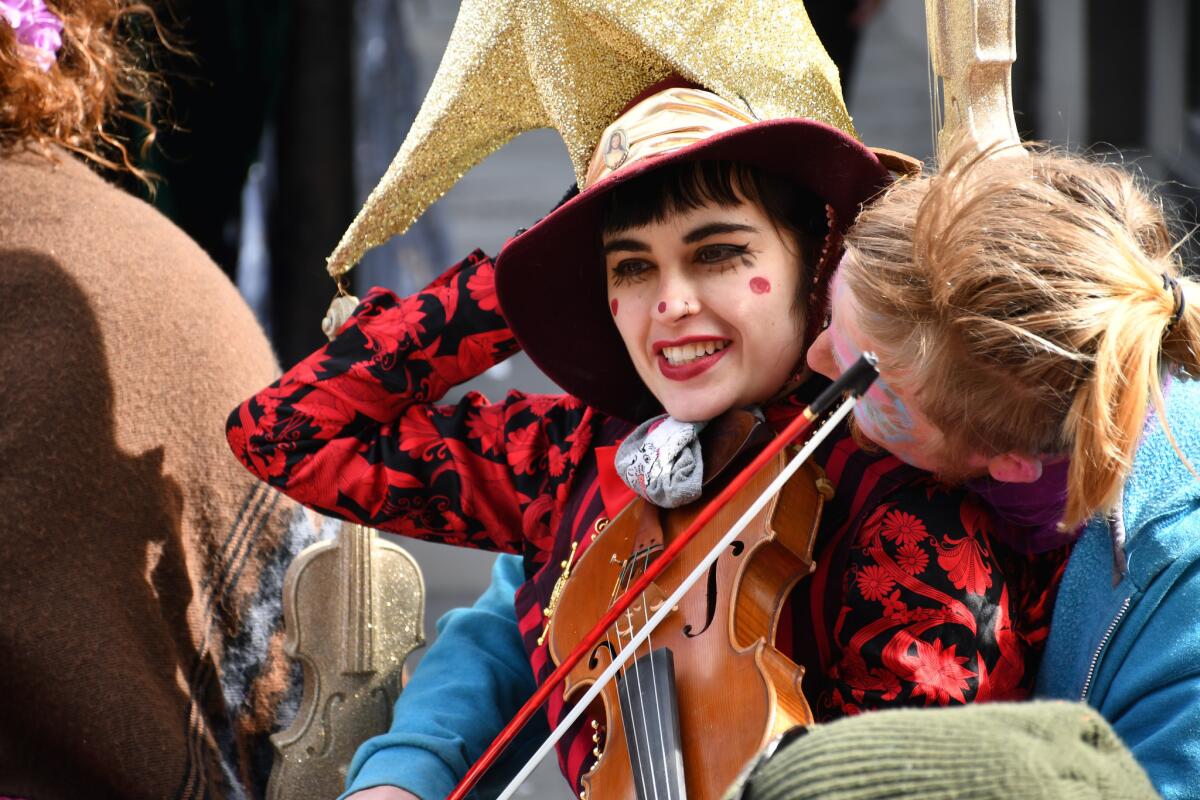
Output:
top-left (326, 0), bottom-right (856, 277)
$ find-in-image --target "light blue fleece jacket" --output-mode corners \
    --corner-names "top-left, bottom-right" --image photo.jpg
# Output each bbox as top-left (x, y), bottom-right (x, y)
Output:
top-left (341, 554), bottom-right (538, 800)
top-left (1036, 378), bottom-right (1200, 800)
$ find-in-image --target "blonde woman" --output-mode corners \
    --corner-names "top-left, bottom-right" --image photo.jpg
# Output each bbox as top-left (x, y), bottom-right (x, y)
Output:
top-left (808, 144), bottom-right (1200, 799)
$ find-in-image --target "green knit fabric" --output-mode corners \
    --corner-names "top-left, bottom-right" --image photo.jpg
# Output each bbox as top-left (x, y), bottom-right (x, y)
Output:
top-left (724, 702), bottom-right (1158, 800)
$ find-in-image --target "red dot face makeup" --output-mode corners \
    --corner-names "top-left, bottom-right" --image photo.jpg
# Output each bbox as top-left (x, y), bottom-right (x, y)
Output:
top-left (610, 298), bottom-right (619, 316)
top-left (749, 277), bottom-right (771, 295)
top-left (658, 301), bottom-right (667, 313)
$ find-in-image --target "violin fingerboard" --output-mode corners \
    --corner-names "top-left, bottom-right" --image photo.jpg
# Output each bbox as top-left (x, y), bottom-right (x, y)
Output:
top-left (616, 647), bottom-right (688, 800)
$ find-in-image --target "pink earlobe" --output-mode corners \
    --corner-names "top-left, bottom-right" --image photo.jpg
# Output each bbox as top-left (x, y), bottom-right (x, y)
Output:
top-left (749, 277), bottom-right (771, 295)
top-left (988, 454), bottom-right (1044, 484)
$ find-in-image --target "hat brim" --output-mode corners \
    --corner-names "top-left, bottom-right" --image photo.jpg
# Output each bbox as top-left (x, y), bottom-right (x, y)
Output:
top-left (496, 118), bottom-right (890, 422)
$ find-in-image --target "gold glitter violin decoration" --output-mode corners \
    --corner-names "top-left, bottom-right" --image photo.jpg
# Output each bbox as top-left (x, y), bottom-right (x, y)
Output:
top-left (267, 522), bottom-right (425, 799)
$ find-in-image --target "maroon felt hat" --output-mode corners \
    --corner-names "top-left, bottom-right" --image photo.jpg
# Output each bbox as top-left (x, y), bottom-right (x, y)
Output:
top-left (495, 87), bottom-right (891, 421)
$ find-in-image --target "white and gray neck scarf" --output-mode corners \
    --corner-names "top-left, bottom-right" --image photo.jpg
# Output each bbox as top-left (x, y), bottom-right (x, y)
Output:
top-left (614, 415), bottom-right (707, 509)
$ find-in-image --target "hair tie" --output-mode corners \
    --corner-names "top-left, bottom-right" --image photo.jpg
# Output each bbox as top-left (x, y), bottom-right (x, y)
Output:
top-left (1163, 272), bottom-right (1186, 328)
top-left (1, 0), bottom-right (63, 72)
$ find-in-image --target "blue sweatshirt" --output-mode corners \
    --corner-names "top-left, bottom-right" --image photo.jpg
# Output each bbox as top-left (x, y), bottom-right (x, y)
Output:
top-left (1036, 378), bottom-right (1200, 800)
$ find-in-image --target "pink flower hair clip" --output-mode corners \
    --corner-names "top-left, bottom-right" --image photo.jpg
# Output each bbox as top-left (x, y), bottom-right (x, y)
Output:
top-left (1, 0), bottom-right (63, 71)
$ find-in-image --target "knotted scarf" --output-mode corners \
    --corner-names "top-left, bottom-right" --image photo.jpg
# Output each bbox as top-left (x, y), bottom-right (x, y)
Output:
top-left (614, 414), bottom-right (706, 508)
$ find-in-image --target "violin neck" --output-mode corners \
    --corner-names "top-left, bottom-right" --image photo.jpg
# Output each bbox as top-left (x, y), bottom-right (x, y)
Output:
top-left (617, 647), bottom-right (688, 800)
top-left (340, 523), bottom-right (375, 674)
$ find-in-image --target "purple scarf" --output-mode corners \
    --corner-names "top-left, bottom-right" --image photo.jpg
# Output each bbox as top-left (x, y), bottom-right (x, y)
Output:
top-left (967, 459), bottom-right (1079, 554)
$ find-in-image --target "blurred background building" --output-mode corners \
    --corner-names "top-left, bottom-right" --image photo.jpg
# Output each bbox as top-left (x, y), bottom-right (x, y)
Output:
top-left (134, 0), bottom-right (1198, 793)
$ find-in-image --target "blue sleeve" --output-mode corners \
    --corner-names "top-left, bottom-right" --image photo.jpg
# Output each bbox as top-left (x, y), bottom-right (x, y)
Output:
top-left (341, 554), bottom-right (549, 799)
top-left (1101, 553), bottom-right (1200, 800)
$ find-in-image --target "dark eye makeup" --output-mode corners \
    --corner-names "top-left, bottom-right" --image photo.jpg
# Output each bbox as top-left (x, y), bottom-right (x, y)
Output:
top-left (609, 259), bottom-right (651, 286)
top-left (696, 243), bottom-right (753, 271)
top-left (608, 242), bottom-right (755, 286)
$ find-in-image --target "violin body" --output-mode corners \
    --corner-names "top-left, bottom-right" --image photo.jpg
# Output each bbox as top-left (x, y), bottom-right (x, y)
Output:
top-left (267, 523), bottom-right (424, 798)
top-left (548, 414), bottom-right (830, 800)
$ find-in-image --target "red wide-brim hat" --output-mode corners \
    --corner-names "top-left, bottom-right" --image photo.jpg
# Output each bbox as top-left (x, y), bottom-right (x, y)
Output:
top-left (496, 87), bottom-right (891, 422)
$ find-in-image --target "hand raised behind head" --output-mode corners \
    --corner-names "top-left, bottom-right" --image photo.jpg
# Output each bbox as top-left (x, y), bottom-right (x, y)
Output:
top-left (343, 787), bottom-right (422, 800)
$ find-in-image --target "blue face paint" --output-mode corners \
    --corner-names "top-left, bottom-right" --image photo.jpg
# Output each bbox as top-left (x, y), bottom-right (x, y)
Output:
top-left (829, 328), bottom-right (916, 445)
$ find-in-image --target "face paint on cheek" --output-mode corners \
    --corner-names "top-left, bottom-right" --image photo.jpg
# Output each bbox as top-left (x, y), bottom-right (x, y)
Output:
top-left (855, 378), bottom-right (916, 445)
top-left (657, 301), bottom-right (666, 313)
top-left (749, 277), bottom-right (771, 295)
top-left (825, 315), bottom-right (916, 444)
top-left (610, 298), bottom-right (618, 316)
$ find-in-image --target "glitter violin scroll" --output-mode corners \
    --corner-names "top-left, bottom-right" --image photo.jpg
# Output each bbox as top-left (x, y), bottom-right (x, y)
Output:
top-left (450, 354), bottom-right (880, 800)
top-left (925, 0), bottom-right (1023, 159)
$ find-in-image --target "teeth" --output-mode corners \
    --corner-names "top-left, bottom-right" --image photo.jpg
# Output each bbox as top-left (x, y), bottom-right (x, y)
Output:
top-left (662, 340), bottom-right (728, 365)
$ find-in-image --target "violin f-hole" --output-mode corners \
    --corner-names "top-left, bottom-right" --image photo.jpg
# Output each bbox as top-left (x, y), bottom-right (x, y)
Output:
top-left (683, 540), bottom-right (744, 638)
top-left (589, 640), bottom-right (618, 670)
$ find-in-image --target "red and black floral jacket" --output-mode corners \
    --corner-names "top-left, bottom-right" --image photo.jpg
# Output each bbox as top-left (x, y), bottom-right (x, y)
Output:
top-left (226, 250), bottom-right (1066, 791)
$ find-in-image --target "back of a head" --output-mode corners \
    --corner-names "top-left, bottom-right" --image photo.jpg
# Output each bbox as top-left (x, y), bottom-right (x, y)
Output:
top-left (843, 142), bottom-right (1199, 529)
top-left (0, 0), bottom-right (163, 180)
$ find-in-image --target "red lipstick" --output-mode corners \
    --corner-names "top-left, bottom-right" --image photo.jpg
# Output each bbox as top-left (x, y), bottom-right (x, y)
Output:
top-left (653, 336), bottom-right (731, 381)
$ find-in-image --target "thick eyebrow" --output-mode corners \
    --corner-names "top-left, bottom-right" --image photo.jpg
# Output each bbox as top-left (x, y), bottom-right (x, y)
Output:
top-left (683, 222), bottom-right (758, 243)
top-left (602, 237), bottom-right (651, 255)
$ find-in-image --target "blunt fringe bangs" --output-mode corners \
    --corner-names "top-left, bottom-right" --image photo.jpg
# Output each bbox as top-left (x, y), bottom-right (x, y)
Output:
top-left (601, 160), bottom-right (826, 247)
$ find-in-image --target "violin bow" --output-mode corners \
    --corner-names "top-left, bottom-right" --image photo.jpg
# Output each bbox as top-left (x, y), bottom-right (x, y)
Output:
top-left (448, 354), bottom-right (879, 800)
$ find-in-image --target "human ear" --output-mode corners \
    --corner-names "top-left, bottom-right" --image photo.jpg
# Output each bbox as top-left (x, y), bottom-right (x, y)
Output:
top-left (986, 453), bottom-right (1044, 484)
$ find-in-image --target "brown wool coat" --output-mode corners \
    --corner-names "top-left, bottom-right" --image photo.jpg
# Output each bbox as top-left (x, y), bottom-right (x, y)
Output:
top-left (0, 150), bottom-right (325, 800)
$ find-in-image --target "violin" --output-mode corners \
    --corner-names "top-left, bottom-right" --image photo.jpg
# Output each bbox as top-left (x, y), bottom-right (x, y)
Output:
top-left (267, 523), bottom-right (425, 798)
top-left (547, 410), bottom-right (832, 800)
top-left (449, 355), bottom-right (876, 800)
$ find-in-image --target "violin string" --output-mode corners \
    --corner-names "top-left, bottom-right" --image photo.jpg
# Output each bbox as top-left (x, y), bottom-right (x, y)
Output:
top-left (613, 558), bottom-right (653, 800)
top-left (614, 550), bottom-right (656, 800)
top-left (628, 546), bottom-right (667, 796)
top-left (639, 546), bottom-right (674, 800)
top-left (630, 547), bottom-right (665, 800)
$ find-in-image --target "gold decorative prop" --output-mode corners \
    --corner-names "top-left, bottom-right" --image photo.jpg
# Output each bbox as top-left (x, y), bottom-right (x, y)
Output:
top-left (325, 0), bottom-right (855, 278)
top-left (321, 292), bottom-right (361, 342)
top-left (267, 524), bottom-right (425, 799)
top-left (925, 0), bottom-right (1022, 159)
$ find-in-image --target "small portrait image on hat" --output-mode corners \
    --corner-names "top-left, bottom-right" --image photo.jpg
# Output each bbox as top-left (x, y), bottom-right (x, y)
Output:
top-left (604, 128), bottom-right (630, 171)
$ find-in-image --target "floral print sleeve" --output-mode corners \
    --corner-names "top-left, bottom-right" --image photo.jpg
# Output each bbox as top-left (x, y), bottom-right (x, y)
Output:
top-left (819, 479), bottom-right (1059, 717)
top-left (226, 250), bottom-right (596, 557)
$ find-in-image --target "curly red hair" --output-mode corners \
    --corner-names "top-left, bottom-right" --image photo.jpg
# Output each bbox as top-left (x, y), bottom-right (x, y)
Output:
top-left (0, 0), bottom-right (168, 182)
